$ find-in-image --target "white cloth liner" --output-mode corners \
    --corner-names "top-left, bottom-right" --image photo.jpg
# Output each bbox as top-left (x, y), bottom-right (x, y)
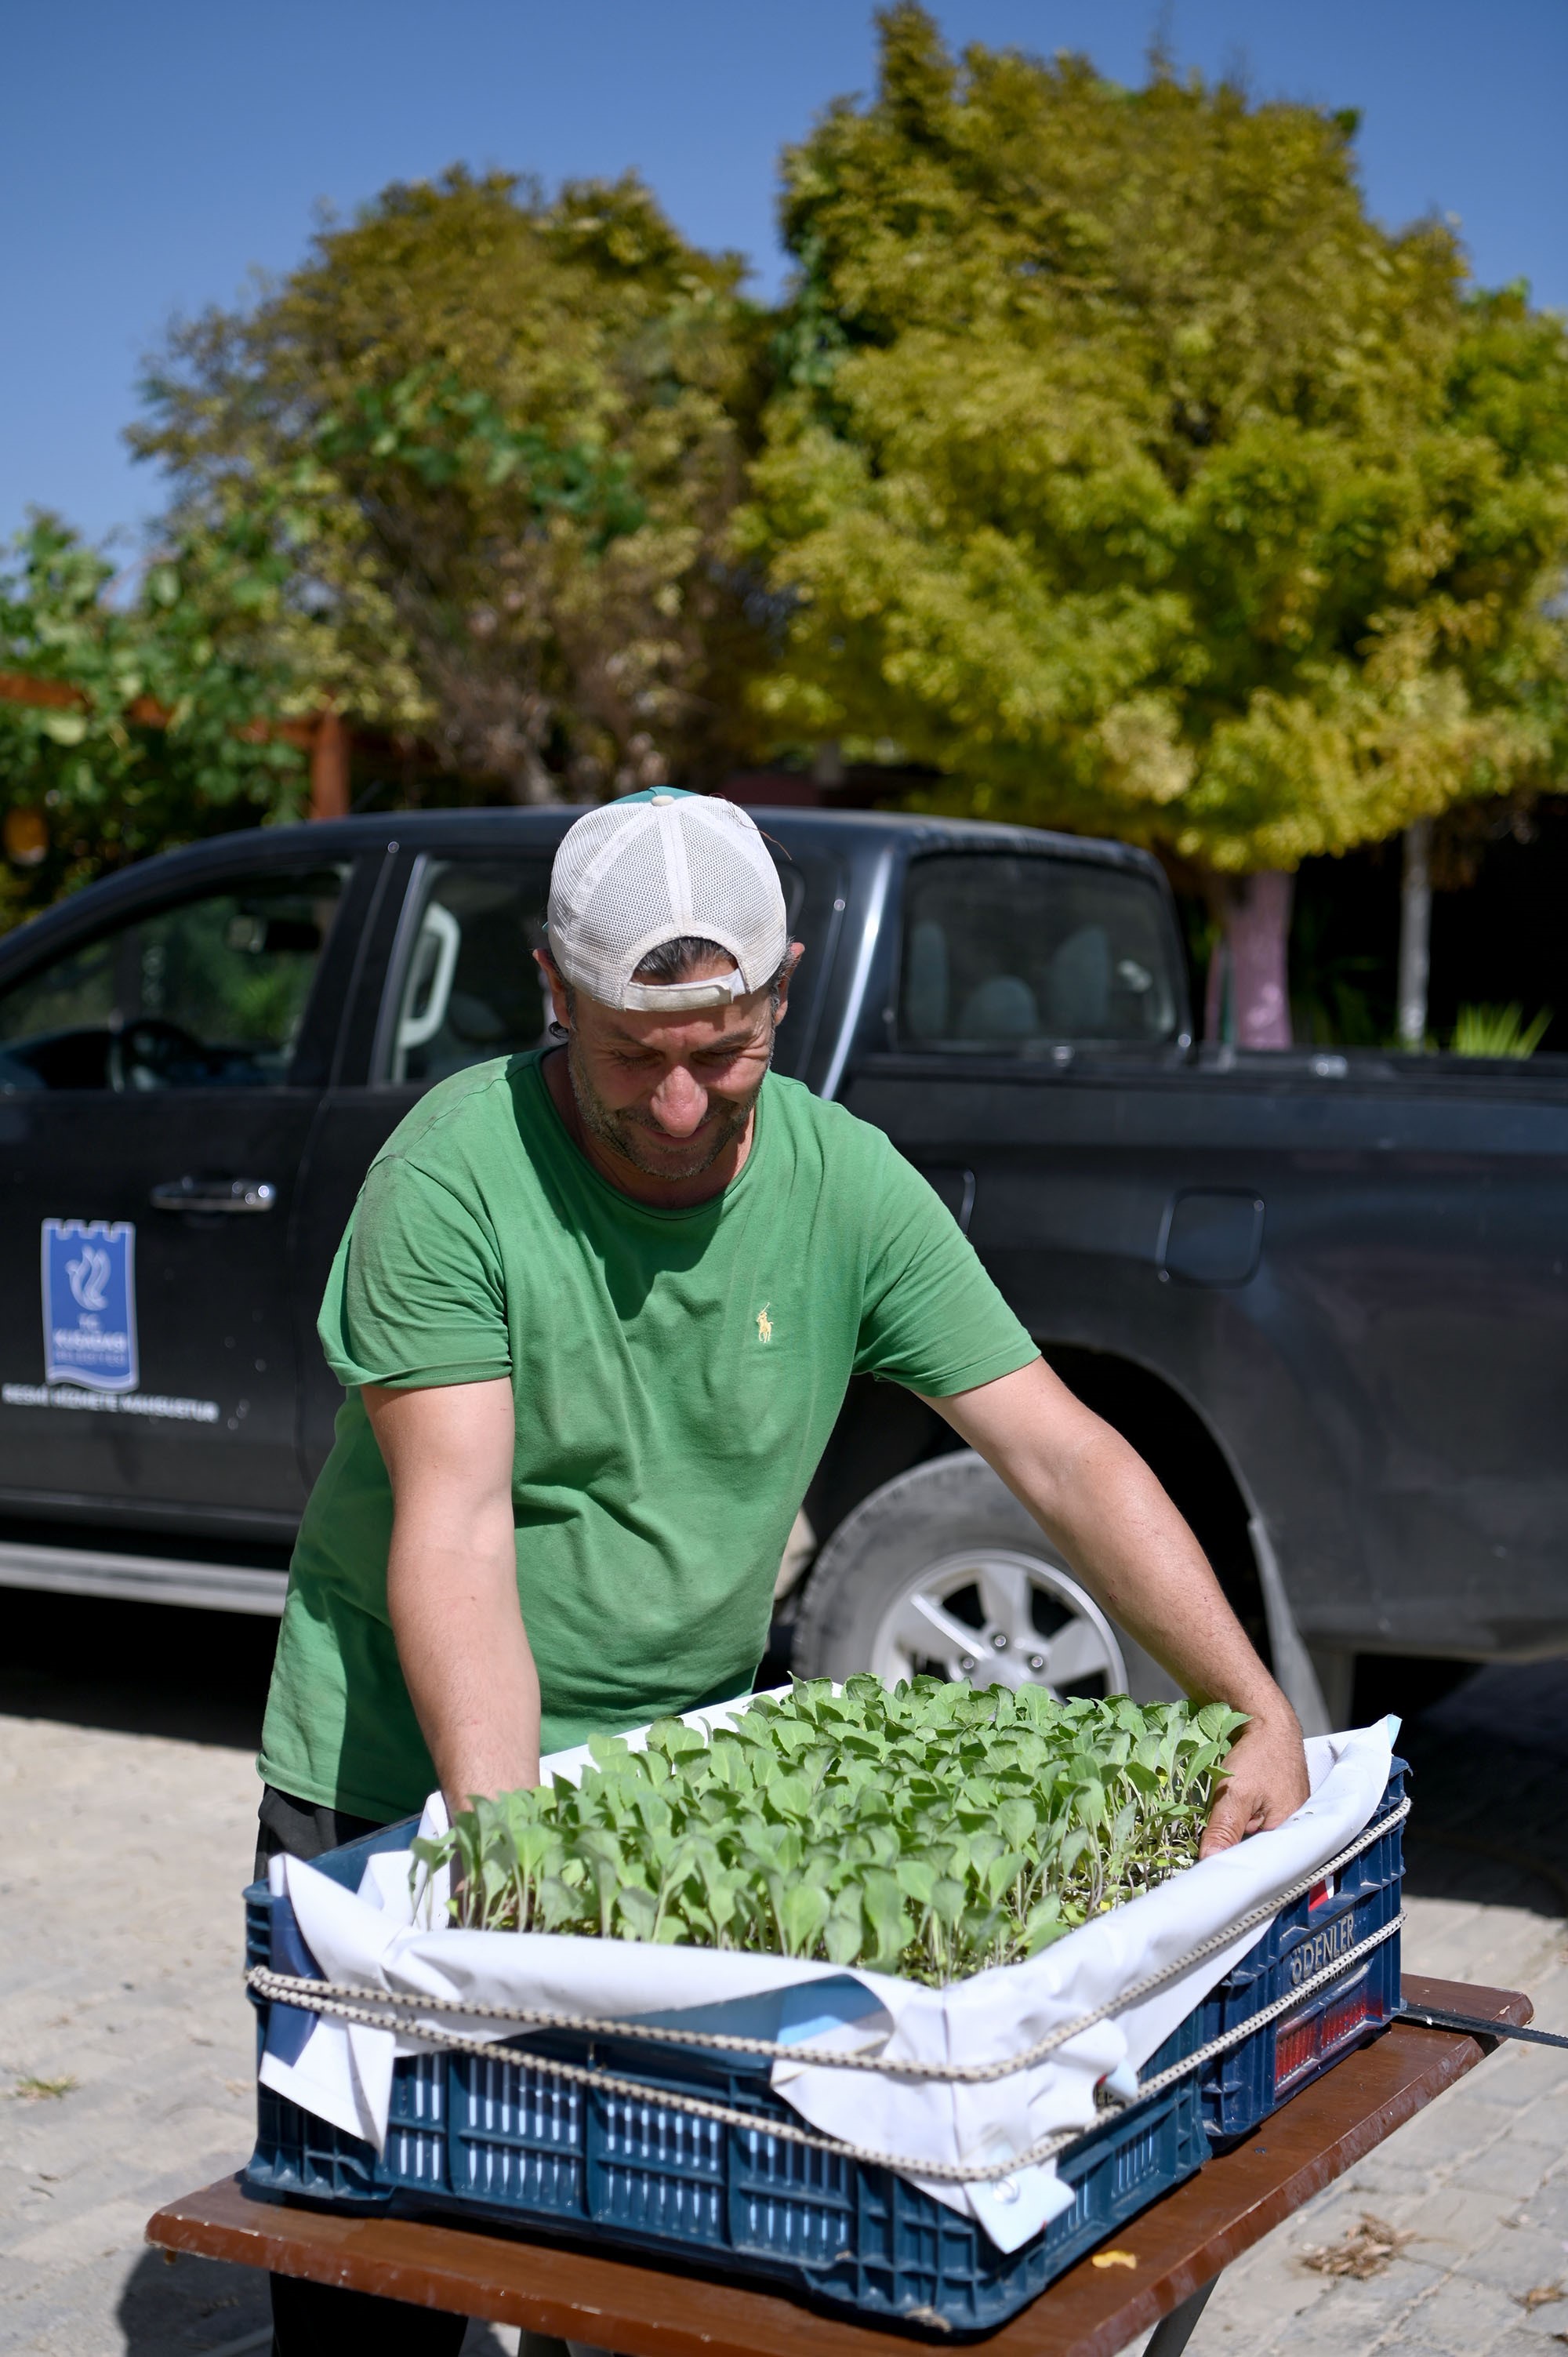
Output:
top-left (260, 1702), bottom-right (1396, 2254)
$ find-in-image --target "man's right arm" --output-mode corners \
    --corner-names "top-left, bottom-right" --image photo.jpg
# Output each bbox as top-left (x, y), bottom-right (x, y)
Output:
top-left (365, 1377), bottom-right (540, 1814)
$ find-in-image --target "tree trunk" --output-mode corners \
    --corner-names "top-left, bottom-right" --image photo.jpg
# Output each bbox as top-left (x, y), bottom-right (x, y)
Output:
top-left (1207, 871), bottom-right (1295, 1048)
top-left (1396, 819), bottom-right (1432, 1049)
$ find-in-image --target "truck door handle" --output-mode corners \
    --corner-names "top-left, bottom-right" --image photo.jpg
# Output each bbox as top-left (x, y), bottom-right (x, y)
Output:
top-left (151, 1177), bottom-right (278, 1214)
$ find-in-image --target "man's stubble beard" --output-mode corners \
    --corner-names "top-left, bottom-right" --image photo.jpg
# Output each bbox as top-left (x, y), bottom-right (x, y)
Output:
top-left (566, 1033), bottom-right (768, 1181)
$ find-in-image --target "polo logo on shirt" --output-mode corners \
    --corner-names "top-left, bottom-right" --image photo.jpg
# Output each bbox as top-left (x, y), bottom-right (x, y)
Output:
top-left (756, 1302), bottom-right (774, 1345)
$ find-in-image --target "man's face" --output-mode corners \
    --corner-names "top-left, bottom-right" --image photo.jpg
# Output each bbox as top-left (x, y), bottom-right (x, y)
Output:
top-left (536, 946), bottom-right (800, 1183)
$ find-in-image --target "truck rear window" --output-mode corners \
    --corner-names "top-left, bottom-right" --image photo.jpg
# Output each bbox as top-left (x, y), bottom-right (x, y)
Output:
top-left (898, 854), bottom-right (1181, 1051)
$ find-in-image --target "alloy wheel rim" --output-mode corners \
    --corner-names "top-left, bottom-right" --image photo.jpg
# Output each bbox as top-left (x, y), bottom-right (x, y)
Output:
top-left (867, 1547), bottom-right (1128, 1699)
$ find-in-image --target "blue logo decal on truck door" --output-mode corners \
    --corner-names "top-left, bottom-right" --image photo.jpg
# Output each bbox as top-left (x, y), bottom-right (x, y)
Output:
top-left (42, 1219), bottom-right (139, 1392)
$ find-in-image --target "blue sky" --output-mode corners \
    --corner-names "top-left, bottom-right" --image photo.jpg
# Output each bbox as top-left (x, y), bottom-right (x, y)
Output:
top-left (4, 1), bottom-right (1563, 557)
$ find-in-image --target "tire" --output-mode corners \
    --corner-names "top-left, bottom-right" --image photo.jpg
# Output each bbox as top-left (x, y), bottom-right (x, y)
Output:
top-left (792, 1451), bottom-right (1179, 1703)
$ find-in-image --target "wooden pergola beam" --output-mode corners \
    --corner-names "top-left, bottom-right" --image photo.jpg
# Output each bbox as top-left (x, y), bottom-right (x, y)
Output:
top-left (308, 703), bottom-right (350, 820)
top-left (0, 672), bottom-right (348, 819)
top-left (0, 670), bottom-right (86, 712)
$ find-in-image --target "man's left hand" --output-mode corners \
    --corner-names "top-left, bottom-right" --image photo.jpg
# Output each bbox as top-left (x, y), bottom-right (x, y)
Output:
top-left (1199, 1711), bottom-right (1312, 1857)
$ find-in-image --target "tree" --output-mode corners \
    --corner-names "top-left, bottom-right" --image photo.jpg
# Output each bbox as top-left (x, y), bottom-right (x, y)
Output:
top-left (133, 169), bottom-right (772, 801)
top-left (0, 514), bottom-right (305, 928)
top-left (739, 6), bottom-right (1568, 1042)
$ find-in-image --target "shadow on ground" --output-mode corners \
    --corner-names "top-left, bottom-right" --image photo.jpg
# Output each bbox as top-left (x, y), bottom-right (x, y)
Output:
top-left (117, 2243), bottom-right (271, 2355)
top-left (0, 1588), bottom-right (277, 1749)
top-left (117, 2243), bottom-right (517, 2354)
top-left (1383, 1658), bottom-right (1568, 1919)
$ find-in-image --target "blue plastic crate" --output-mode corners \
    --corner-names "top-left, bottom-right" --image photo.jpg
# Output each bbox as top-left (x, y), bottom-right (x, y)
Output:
top-left (1190, 1760), bottom-right (1406, 2145)
top-left (241, 1770), bottom-right (1403, 2329)
top-left (249, 2017), bottom-right (1207, 2331)
top-left (245, 1822), bottom-right (1206, 2331)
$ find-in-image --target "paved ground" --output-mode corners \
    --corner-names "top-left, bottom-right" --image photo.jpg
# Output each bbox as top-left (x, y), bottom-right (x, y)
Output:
top-left (1, 1587), bottom-right (1564, 2357)
top-left (0, 1593), bottom-right (514, 2357)
top-left (1187, 1663), bottom-right (1568, 2357)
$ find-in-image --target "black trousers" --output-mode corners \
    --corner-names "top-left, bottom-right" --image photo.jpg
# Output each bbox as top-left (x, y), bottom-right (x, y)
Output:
top-left (255, 1785), bottom-right (470, 2357)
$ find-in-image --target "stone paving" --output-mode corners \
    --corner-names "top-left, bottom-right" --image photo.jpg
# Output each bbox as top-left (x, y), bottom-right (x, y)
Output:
top-left (1, 1589), bottom-right (1563, 2357)
top-left (1175, 1662), bottom-right (1568, 2357)
top-left (0, 1593), bottom-right (511, 2356)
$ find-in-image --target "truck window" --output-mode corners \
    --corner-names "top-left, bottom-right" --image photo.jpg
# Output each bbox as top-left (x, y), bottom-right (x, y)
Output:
top-left (386, 860), bottom-right (554, 1085)
top-left (0, 868), bottom-right (346, 1090)
top-left (386, 852), bottom-right (810, 1085)
top-left (898, 855), bottom-right (1180, 1051)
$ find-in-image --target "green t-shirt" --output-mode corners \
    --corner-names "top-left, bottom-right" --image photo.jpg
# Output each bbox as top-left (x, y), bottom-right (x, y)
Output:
top-left (259, 1053), bottom-right (1037, 1819)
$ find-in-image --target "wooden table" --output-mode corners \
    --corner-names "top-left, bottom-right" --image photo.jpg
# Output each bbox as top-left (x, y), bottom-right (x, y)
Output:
top-left (147, 1974), bottom-right (1530, 2357)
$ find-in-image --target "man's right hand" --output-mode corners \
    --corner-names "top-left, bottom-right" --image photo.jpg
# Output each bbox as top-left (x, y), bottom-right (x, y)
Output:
top-left (1198, 1707), bottom-right (1310, 1857)
top-left (365, 1378), bottom-right (541, 1813)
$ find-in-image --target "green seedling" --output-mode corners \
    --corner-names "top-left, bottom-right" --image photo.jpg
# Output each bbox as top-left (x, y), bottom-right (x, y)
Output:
top-left (414, 1680), bottom-right (1246, 1987)
top-left (13, 2074), bottom-right (78, 2100)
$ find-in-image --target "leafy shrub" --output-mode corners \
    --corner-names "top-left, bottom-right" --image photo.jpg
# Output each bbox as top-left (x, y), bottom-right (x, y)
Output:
top-left (416, 1678), bottom-right (1246, 1985)
top-left (1450, 1002), bottom-right (1552, 1058)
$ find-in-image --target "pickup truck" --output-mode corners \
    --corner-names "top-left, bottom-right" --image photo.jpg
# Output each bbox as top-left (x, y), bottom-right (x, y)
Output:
top-left (2, 805), bottom-right (1564, 1737)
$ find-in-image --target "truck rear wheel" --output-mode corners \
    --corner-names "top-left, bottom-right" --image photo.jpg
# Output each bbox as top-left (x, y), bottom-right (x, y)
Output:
top-left (792, 1452), bottom-right (1177, 1702)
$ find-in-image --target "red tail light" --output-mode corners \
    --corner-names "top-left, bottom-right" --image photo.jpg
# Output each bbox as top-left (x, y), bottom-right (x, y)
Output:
top-left (1273, 2013), bottom-right (1319, 2088)
top-left (1273, 1980), bottom-right (1381, 2092)
top-left (1321, 1982), bottom-right (1380, 2051)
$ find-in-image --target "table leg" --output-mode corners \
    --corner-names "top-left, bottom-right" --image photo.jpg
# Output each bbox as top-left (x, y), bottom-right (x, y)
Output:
top-left (1143, 2276), bottom-right (1218, 2357)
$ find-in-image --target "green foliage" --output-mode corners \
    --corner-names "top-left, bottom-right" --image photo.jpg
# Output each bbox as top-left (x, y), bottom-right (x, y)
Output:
top-left (317, 366), bottom-right (649, 550)
top-left (11, 2074), bottom-right (77, 2101)
top-left (416, 1679), bottom-right (1246, 1985)
top-left (739, 7), bottom-right (1568, 877)
top-left (0, 514), bottom-right (306, 925)
top-left (25, 16), bottom-right (1564, 923)
top-left (133, 169), bottom-right (774, 801)
top-left (1450, 1001), bottom-right (1552, 1057)
top-left (1287, 885), bottom-right (1392, 1048)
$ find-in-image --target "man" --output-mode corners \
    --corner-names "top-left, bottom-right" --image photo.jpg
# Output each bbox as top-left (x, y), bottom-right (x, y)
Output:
top-left (256, 787), bottom-right (1308, 2353)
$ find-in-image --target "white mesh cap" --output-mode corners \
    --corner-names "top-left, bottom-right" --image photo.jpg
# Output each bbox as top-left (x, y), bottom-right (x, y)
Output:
top-left (546, 789), bottom-right (789, 1011)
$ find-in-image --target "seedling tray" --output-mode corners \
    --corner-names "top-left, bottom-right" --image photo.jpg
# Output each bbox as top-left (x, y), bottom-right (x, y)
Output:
top-left (241, 1763), bottom-right (1404, 2332)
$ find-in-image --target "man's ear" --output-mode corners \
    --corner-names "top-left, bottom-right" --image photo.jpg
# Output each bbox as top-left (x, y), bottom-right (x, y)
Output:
top-left (534, 947), bottom-right (572, 1033)
top-left (773, 942), bottom-right (806, 1024)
